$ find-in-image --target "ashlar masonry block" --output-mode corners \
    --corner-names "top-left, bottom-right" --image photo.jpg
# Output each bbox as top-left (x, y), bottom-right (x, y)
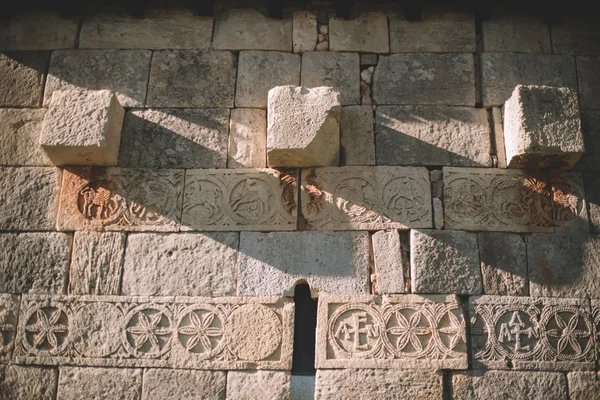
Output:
top-left (0, 365), bottom-right (58, 399)
top-left (57, 367), bottom-right (142, 400)
top-left (329, 12), bottom-right (390, 53)
top-left (504, 85), bottom-right (584, 169)
top-left (40, 89), bottom-right (124, 166)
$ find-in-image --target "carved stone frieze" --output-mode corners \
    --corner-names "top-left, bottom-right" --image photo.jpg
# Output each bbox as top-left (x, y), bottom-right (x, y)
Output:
top-left (550, 172), bottom-right (590, 233)
top-left (0, 294), bottom-right (19, 363)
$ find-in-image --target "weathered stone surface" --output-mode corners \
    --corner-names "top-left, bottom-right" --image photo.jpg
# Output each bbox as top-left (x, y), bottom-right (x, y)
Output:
top-left (142, 369), bottom-right (226, 400)
top-left (0, 51), bottom-right (48, 107)
top-left (293, 11), bottom-right (317, 53)
top-left (373, 53), bottom-right (476, 106)
top-left (452, 371), bottom-right (568, 399)
top-left (238, 231), bottom-right (370, 297)
top-left (0, 295), bottom-right (19, 362)
top-left (329, 12), bottom-right (389, 53)
top-left (551, 17), bottom-right (600, 55)
top-left (236, 51), bottom-right (300, 108)
top-left (470, 296), bottom-right (595, 370)
top-left (375, 106), bottom-right (492, 167)
top-left (57, 367), bottom-right (142, 400)
top-left (301, 166), bottom-right (432, 230)
top-left (119, 108), bottom-right (230, 169)
top-left (181, 168), bottom-right (297, 231)
top-left (340, 106), bottom-right (375, 166)
top-left (411, 229), bottom-right (482, 295)
top-left (0, 233), bottom-right (71, 294)
top-left (40, 89), bottom-right (124, 166)
top-left (44, 50), bottom-right (151, 107)
top-left (226, 371), bottom-right (291, 400)
top-left (504, 85), bottom-right (584, 169)
top-left (0, 167), bottom-right (61, 230)
top-left (14, 295), bottom-right (294, 370)
top-left (443, 167), bottom-right (554, 232)
top-left (57, 167), bottom-right (184, 232)
top-left (360, 81), bottom-right (372, 105)
top-left (528, 233), bottom-right (600, 298)
top-left (315, 369), bottom-right (443, 399)
top-left (550, 172), bottom-right (590, 233)
top-left (213, 8), bottom-right (292, 51)
top-left (228, 108), bottom-right (267, 168)
top-left (292, 375), bottom-right (315, 400)
top-left (0, 108), bottom-right (50, 166)
top-left (433, 197), bottom-right (444, 230)
top-left (121, 232), bottom-right (238, 297)
top-left (372, 230), bottom-right (404, 294)
top-left (316, 294), bottom-right (468, 369)
top-left (584, 172), bottom-right (600, 233)
top-left (482, 11), bottom-right (551, 53)
top-left (0, 366), bottom-right (57, 399)
top-left (568, 371), bottom-right (600, 400)
top-left (146, 50), bottom-right (237, 108)
top-left (79, 10), bottom-right (213, 50)
top-left (301, 52), bottom-right (360, 106)
top-left (577, 110), bottom-right (600, 171)
top-left (480, 53), bottom-right (577, 107)
top-left (576, 56), bottom-right (600, 110)
top-left (478, 232), bottom-right (527, 296)
top-left (491, 107), bottom-right (507, 168)
top-left (267, 86), bottom-right (340, 167)
top-left (69, 231), bottom-right (125, 295)
top-left (0, 11), bottom-right (77, 50)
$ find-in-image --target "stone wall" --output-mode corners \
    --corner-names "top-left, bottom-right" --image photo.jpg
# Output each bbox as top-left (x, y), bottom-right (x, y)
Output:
top-left (1, 2), bottom-right (600, 399)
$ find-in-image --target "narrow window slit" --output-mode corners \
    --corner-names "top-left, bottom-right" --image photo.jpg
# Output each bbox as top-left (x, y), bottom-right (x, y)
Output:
top-left (291, 282), bottom-right (317, 375)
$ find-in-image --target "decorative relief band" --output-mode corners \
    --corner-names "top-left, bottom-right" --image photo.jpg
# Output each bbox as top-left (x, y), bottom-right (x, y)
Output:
top-left (0, 294), bottom-right (19, 363)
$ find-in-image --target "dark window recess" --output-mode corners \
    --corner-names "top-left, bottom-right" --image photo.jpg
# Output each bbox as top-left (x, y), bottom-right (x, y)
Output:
top-left (291, 283), bottom-right (317, 375)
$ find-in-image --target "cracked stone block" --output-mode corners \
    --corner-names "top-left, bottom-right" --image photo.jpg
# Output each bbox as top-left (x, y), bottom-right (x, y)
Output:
top-left (238, 231), bottom-right (370, 297)
top-left (584, 171), bottom-right (600, 233)
top-left (40, 89), bottom-right (124, 166)
top-left (0, 167), bottom-right (61, 230)
top-left (142, 369), bottom-right (226, 400)
top-left (504, 85), bottom-right (584, 169)
top-left (301, 52), bottom-right (360, 106)
top-left (568, 371), bottom-right (600, 400)
top-left (0, 295), bottom-right (19, 362)
top-left (267, 86), bottom-right (340, 167)
top-left (293, 11), bottom-right (317, 53)
top-left (119, 108), bottom-right (229, 169)
top-left (292, 376), bottom-right (315, 400)
top-left (44, 50), bottom-right (151, 108)
top-left (411, 229), bottom-right (482, 295)
top-left (226, 371), bottom-right (291, 400)
top-left (577, 110), bottom-right (600, 171)
top-left (236, 51), bottom-right (300, 108)
top-left (316, 294), bottom-right (468, 369)
top-left (329, 12), bottom-right (389, 53)
top-left (550, 172), bottom-right (590, 233)
top-left (551, 17), bottom-right (600, 55)
top-left (372, 230), bottom-right (404, 294)
top-left (482, 11), bottom-right (551, 53)
top-left (0, 11), bottom-right (77, 50)
top-left (0, 108), bottom-right (50, 166)
top-left (0, 51), bottom-right (49, 107)
top-left (0, 366), bottom-right (57, 399)
top-left (213, 8), bottom-right (292, 51)
top-left (480, 53), bottom-right (577, 107)
top-left (477, 232), bottom-right (527, 296)
top-left (340, 106), bottom-right (375, 166)
top-left (576, 56), bottom-right (600, 110)
top-left (375, 106), bottom-right (492, 167)
top-left (228, 108), bottom-right (267, 168)
top-left (57, 367), bottom-right (142, 400)
top-left (147, 50), bottom-right (237, 108)
top-left (373, 53), bottom-right (475, 106)
top-left (121, 232), bottom-right (238, 297)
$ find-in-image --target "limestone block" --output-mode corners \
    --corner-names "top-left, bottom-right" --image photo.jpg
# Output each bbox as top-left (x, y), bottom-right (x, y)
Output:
top-left (452, 371), bottom-right (568, 400)
top-left (491, 107), bottom-right (507, 168)
top-left (142, 369), bottom-right (226, 400)
top-left (372, 230), bottom-right (404, 294)
top-left (44, 50), bottom-right (151, 108)
top-left (181, 168), bottom-right (297, 231)
top-left (236, 51), bottom-right (301, 108)
top-left (69, 231), bottom-right (125, 295)
top-left (238, 231), bottom-right (370, 297)
top-left (329, 12), bottom-right (389, 53)
top-left (478, 232), bottom-right (527, 296)
top-left (482, 11), bottom-right (551, 53)
top-left (315, 369), bottom-right (443, 399)
top-left (228, 108), bottom-right (267, 168)
top-left (576, 56), bottom-right (600, 110)
top-left (293, 11), bottom-right (317, 53)
top-left (0, 233), bottom-right (71, 294)
top-left (361, 54), bottom-right (378, 67)
top-left (0, 108), bottom-right (50, 166)
top-left (411, 229), bottom-right (482, 295)
top-left (316, 294), bottom-right (468, 369)
top-left (584, 172), bottom-right (600, 233)
top-left (504, 85), bottom-right (584, 169)
top-left (301, 52), bottom-right (360, 106)
top-left (121, 232), bottom-right (238, 297)
top-left (568, 371), bottom-right (600, 400)
top-left (0, 51), bottom-right (48, 107)
top-left (40, 89), bottom-right (124, 166)
top-left (0, 295), bottom-right (19, 362)
top-left (291, 375), bottom-right (315, 400)
top-left (373, 53), bottom-right (475, 106)
top-left (528, 233), bottom-right (600, 298)
top-left (147, 50), bottom-right (237, 108)
top-left (119, 108), bottom-right (229, 169)
top-left (550, 172), bottom-right (590, 233)
top-left (267, 86), bottom-right (341, 167)
top-left (57, 167), bottom-right (184, 232)
top-left (0, 366), bottom-right (57, 399)
top-left (0, 11), bottom-right (77, 50)
top-left (0, 167), bottom-right (61, 230)
top-left (360, 81), bottom-right (372, 105)
top-left (470, 296), bottom-right (595, 370)
top-left (57, 367), bottom-right (142, 400)
top-left (443, 167), bottom-right (554, 232)
top-left (480, 53), bottom-right (577, 107)
top-left (13, 295), bottom-right (294, 370)
top-left (226, 371), bottom-right (291, 400)
top-left (213, 8), bottom-right (292, 51)
top-left (577, 111), bottom-right (600, 171)
top-left (375, 106), bottom-right (492, 167)
top-left (551, 17), bottom-right (600, 55)
top-left (301, 166), bottom-right (432, 230)
top-left (340, 106), bottom-right (375, 166)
